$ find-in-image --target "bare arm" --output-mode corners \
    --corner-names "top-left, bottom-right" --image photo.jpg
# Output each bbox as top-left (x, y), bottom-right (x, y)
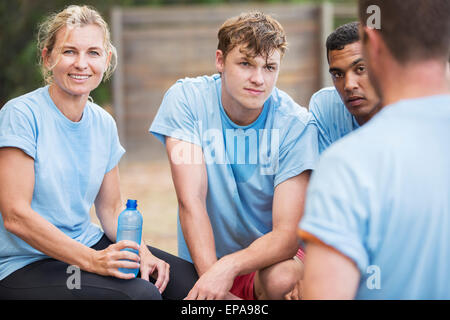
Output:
top-left (93, 165), bottom-right (123, 242)
top-left (94, 164), bottom-right (171, 291)
top-left (221, 170), bottom-right (311, 275)
top-left (166, 137), bottom-right (217, 276)
top-left (0, 147), bottom-right (97, 271)
top-left (186, 170), bottom-right (311, 299)
top-left (303, 241), bottom-right (360, 299)
top-left (0, 147), bottom-right (141, 279)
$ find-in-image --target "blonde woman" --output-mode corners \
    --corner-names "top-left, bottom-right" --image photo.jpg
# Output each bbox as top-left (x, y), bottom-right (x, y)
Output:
top-left (0, 5), bottom-right (197, 299)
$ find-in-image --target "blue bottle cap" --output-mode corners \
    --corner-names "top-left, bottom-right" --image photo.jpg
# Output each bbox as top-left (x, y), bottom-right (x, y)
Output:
top-left (126, 199), bottom-right (137, 209)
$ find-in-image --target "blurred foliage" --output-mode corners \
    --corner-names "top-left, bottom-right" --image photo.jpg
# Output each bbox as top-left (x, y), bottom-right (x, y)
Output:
top-left (0, 0), bottom-right (356, 108)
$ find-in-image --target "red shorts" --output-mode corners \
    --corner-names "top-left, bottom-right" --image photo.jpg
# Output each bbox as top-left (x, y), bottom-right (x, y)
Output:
top-left (229, 247), bottom-right (304, 300)
top-left (295, 246), bottom-right (305, 262)
top-left (230, 272), bottom-right (256, 300)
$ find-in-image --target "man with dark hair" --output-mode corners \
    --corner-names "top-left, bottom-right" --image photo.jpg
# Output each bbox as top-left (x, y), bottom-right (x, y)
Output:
top-left (299, 0), bottom-right (450, 299)
top-left (326, 21), bottom-right (360, 61)
top-left (310, 21), bottom-right (380, 153)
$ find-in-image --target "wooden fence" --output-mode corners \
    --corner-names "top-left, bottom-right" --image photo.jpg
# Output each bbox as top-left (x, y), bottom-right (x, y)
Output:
top-left (111, 3), bottom-right (356, 162)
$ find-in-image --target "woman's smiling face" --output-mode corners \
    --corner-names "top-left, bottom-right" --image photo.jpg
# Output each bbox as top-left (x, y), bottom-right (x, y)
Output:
top-left (43, 24), bottom-right (110, 98)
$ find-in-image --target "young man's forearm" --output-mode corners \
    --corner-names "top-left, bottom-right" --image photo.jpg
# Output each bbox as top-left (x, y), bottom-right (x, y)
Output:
top-left (220, 228), bottom-right (299, 276)
top-left (179, 204), bottom-right (218, 276)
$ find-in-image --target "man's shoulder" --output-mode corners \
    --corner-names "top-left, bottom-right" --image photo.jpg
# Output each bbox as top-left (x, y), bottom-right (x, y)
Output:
top-left (161, 74), bottom-right (220, 113)
top-left (169, 74), bottom-right (219, 95)
top-left (309, 87), bottom-right (345, 115)
top-left (311, 86), bottom-right (340, 100)
top-left (308, 87), bottom-right (356, 147)
top-left (319, 108), bottom-right (393, 166)
top-left (270, 87), bottom-right (312, 127)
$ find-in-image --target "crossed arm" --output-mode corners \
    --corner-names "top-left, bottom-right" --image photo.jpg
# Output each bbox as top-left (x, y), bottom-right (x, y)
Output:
top-left (166, 137), bottom-right (310, 299)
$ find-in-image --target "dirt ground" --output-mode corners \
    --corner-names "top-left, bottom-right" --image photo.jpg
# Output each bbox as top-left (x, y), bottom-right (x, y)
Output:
top-left (91, 161), bottom-right (179, 256)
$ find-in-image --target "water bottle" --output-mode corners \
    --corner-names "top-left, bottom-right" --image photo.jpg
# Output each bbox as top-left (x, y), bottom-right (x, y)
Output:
top-left (116, 199), bottom-right (143, 277)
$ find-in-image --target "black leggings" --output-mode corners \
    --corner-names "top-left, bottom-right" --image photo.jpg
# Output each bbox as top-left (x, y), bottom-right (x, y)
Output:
top-left (0, 235), bottom-right (198, 300)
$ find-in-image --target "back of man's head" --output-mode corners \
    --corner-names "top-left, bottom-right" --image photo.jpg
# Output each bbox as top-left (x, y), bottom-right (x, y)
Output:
top-left (358, 0), bottom-right (450, 64)
top-left (326, 21), bottom-right (360, 63)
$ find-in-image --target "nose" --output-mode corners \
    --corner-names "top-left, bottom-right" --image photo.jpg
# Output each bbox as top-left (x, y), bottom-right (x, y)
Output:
top-left (249, 68), bottom-right (264, 86)
top-left (74, 53), bottom-right (88, 70)
top-left (344, 72), bottom-right (359, 93)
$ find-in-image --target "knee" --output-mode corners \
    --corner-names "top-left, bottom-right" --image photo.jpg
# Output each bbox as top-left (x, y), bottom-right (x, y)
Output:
top-left (126, 278), bottom-right (162, 300)
top-left (257, 260), bottom-right (302, 299)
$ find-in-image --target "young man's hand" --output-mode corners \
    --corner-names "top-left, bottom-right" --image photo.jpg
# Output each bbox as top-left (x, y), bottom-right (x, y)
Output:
top-left (184, 256), bottom-right (238, 300)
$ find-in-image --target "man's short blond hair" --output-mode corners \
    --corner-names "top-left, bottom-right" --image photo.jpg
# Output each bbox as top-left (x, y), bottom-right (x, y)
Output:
top-left (217, 11), bottom-right (288, 61)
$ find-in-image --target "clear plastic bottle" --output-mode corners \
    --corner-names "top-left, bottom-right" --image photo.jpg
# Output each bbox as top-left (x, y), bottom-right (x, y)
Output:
top-left (116, 199), bottom-right (143, 277)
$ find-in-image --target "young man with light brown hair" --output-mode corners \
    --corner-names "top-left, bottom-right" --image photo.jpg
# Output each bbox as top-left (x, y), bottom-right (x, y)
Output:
top-left (150, 11), bottom-right (318, 300)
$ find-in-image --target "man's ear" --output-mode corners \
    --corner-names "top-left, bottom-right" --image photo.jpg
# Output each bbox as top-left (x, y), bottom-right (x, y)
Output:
top-left (362, 26), bottom-right (386, 63)
top-left (359, 27), bottom-right (373, 66)
top-left (215, 49), bottom-right (225, 73)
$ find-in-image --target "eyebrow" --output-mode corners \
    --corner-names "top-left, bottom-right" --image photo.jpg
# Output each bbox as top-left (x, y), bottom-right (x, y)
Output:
top-left (61, 45), bottom-right (103, 51)
top-left (329, 57), bottom-right (364, 73)
top-left (239, 53), bottom-right (279, 65)
top-left (350, 58), bottom-right (364, 67)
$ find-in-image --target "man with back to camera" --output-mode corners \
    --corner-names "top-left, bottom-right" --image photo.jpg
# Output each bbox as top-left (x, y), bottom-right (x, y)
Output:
top-left (299, 0), bottom-right (450, 299)
top-left (149, 11), bottom-right (318, 300)
top-left (310, 21), bottom-right (380, 153)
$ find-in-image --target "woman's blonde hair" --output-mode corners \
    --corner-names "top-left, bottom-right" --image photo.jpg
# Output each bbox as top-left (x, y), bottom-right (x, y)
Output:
top-left (37, 5), bottom-right (117, 85)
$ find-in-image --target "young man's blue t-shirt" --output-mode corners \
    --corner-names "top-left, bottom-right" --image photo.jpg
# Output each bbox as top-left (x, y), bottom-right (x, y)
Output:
top-left (150, 74), bottom-right (319, 262)
top-left (309, 87), bottom-right (360, 153)
top-left (0, 86), bottom-right (125, 280)
top-left (300, 95), bottom-right (450, 299)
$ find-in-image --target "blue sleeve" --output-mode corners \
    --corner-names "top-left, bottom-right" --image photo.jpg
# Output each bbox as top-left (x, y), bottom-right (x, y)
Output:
top-left (309, 92), bottom-right (332, 154)
top-left (149, 81), bottom-right (202, 147)
top-left (0, 102), bottom-right (37, 159)
top-left (106, 117), bottom-right (125, 173)
top-left (273, 119), bottom-right (319, 187)
top-left (299, 148), bottom-right (370, 274)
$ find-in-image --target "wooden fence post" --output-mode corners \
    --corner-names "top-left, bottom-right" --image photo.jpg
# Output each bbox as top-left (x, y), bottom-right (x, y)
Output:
top-left (111, 7), bottom-right (126, 161)
top-left (320, 1), bottom-right (334, 88)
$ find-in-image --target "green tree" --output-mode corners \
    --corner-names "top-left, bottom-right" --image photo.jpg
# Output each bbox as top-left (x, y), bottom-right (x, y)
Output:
top-left (0, 0), bottom-right (130, 107)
